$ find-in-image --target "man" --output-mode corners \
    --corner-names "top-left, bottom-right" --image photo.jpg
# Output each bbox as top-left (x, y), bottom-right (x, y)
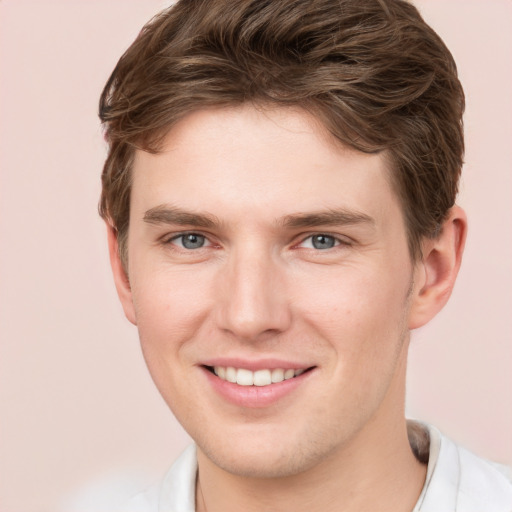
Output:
top-left (98, 0), bottom-right (512, 510)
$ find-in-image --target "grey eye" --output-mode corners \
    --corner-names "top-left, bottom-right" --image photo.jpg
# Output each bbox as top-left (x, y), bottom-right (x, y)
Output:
top-left (179, 233), bottom-right (207, 249)
top-left (311, 234), bottom-right (336, 250)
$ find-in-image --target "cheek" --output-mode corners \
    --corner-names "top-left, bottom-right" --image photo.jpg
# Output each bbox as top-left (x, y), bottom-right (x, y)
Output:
top-left (130, 265), bottom-right (214, 354)
top-left (297, 267), bottom-right (411, 418)
top-left (129, 268), bottom-right (214, 413)
top-left (295, 262), bottom-right (411, 361)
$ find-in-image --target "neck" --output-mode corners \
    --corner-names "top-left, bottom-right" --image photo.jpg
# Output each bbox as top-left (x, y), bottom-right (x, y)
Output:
top-left (196, 345), bottom-right (426, 512)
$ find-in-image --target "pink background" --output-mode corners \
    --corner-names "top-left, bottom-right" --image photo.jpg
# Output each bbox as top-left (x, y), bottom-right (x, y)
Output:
top-left (1, 1), bottom-right (511, 510)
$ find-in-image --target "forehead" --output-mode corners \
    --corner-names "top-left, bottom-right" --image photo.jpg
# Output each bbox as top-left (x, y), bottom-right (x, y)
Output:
top-left (130, 105), bottom-right (401, 227)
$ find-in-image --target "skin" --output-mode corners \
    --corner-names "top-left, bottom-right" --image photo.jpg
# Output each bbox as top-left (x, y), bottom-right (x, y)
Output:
top-left (108, 105), bottom-right (466, 512)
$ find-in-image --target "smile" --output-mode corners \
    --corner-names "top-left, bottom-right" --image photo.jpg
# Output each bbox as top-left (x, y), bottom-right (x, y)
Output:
top-left (210, 366), bottom-right (306, 386)
top-left (202, 363), bottom-right (315, 407)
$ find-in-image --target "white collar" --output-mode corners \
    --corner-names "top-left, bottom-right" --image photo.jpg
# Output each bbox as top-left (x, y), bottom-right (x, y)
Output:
top-left (132, 422), bottom-right (512, 511)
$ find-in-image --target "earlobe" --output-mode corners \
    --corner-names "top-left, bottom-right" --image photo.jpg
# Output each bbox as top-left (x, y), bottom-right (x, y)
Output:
top-left (408, 206), bottom-right (467, 330)
top-left (106, 223), bottom-right (137, 326)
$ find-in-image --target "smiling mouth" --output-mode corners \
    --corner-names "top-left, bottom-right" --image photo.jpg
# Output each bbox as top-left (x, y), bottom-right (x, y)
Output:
top-left (204, 366), bottom-right (314, 387)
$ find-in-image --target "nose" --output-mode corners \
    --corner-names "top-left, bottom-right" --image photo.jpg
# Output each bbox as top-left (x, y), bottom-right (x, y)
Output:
top-left (215, 246), bottom-right (292, 342)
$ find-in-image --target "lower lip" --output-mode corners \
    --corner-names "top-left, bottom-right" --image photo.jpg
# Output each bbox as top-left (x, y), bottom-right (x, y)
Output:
top-left (202, 367), bottom-right (313, 408)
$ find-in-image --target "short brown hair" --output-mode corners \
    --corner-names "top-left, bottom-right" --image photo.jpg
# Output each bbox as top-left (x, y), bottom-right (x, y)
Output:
top-left (99, 0), bottom-right (464, 263)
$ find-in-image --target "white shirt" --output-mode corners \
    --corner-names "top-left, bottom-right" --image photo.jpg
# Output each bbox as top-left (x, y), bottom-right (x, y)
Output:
top-left (120, 422), bottom-right (512, 512)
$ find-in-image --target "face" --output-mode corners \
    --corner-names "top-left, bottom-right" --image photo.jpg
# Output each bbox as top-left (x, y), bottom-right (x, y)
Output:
top-left (120, 105), bottom-right (421, 478)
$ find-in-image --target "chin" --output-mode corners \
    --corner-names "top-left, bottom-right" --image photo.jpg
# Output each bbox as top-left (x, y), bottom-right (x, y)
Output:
top-left (205, 445), bottom-right (315, 478)
top-left (195, 423), bottom-right (338, 479)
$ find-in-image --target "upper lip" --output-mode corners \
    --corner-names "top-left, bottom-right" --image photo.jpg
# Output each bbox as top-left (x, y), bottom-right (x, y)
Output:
top-left (200, 357), bottom-right (314, 372)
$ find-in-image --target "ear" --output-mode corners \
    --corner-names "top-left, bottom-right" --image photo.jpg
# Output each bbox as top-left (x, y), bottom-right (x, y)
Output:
top-left (106, 223), bottom-right (137, 325)
top-left (408, 206), bottom-right (467, 330)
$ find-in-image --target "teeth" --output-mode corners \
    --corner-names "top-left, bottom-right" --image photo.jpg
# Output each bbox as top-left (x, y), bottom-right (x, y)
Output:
top-left (236, 368), bottom-right (253, 386)
top-left (271, 368), bottom-right (284, 383)
top-left (225, 366), bottom-right (237, 383)
top-left (212, 366), bottom-right (307, 386)
top-left (284, 369), bottom-right (295, 380)
top-left (253, 369), bottom-right (271, 386)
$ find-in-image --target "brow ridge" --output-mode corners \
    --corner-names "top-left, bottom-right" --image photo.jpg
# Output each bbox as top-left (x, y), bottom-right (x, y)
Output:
top-left (143, 205), bottom-right (374, 231)
top-left (143, 205), bottom-right (219, 228)
top-left (280, 208), bottom-right (375, 229)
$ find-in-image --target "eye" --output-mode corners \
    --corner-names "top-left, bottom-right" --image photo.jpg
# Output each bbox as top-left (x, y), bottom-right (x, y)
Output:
top-left (299, 234), bottom-right (340, 250)
top-left (170, 233), bottom-right (210, 250)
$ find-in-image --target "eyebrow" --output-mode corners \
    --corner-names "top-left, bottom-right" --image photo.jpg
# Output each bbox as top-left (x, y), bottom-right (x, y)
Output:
top-left (143, 205), bottom-right (220, 228)
top-left (280, 209), bottom-right (375, 229)
top-left (143, 204), bottom-right (375, 231)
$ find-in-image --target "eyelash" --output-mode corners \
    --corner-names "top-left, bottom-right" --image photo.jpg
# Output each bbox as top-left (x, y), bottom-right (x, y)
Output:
top-left (164, 232), bottom-right (213, 250)
top-left (296, 233), bottom-right (347, 250)
top-left (162, 231), bottom-right (351, 252)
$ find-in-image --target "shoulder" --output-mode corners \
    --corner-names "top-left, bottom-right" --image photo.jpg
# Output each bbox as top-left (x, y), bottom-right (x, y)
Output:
top-left (115, 485), bottom-right (160, 512)
top-left (117, 444), bottom-right (197, 512)
top-left (417, 422), bottom-right (512, 512)
top-left (456, 442), bottom-right (512, 511)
